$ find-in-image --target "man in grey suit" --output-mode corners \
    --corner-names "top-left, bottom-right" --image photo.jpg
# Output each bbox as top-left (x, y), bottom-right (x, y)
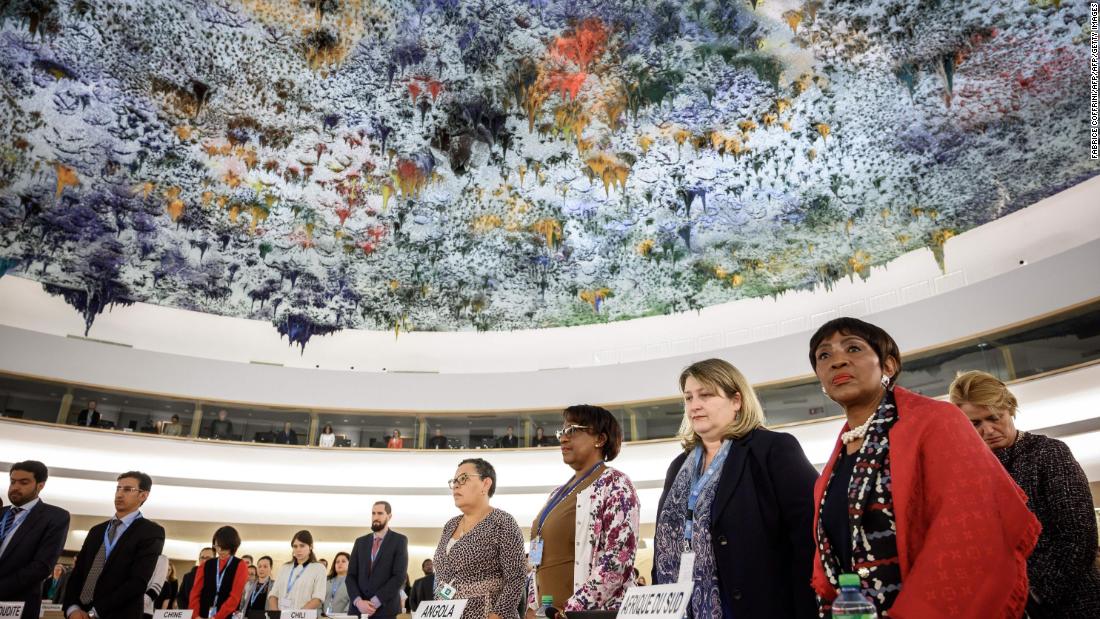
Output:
top-left (346, 501), bottom-right (408, 618)
top-left (0, 461), bottom-right (71, 619)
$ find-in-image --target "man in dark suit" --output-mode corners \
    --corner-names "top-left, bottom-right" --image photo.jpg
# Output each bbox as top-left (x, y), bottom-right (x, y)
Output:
top-left (409, 559), bottom-right (434, 612)
top-left (208, 409), bottom-right (233, 439)
top-left (497, 426), bottom-right (519, 448)
top-left (175, 546), bottom-right (214, 610)
top-left (76, 400), bottom-right (100, 427)
top-left (346, 501), bottom-right (408, 618)
top-left (275, 422), bottom-right (298, 445)
top-left (64, 471), bottom-right (165, 619)
top-left (0, 461), bottom-right (71, 619)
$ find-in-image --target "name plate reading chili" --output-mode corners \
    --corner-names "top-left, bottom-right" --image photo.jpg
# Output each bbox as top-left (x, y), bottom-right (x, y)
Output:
top-left (283, 611), bottom-right (318, 619)
top-left (152, 611), bottom-right (193, 619)
top-left (414, 599), bottom-right (469, 618)
top-left (617, 582), bottom-right (694, 619)
top-left (0, 603), bottom-right (23, 618)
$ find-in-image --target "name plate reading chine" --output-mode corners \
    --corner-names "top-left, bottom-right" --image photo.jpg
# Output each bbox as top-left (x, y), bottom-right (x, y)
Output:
top-left (617, 582), bottom-right (694, 619)
top-left (283, 611), bottom-right (318, 619)
top-left (152, 611), bottom-right (193, 619)
top-left (0, 603), bottom-right (24, 617)
top-left (414, 599), bottom-right (469, 618)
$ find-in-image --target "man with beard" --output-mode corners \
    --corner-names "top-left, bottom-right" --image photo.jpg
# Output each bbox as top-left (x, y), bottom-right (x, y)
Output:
top-left (346, 501), bottom-right (408, 618)
top-left (0, 461), bottom-right (71, 619)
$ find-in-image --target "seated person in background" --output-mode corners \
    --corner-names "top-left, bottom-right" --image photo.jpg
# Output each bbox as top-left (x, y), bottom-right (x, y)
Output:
top-left (161, 414), bottom-right (183, 437)
top-left (530, 426), bottom-right (554, 447)
top-left (386, 429), bottom-right (404, 449)
top-left (318, 424), bottom-right (336, 447)
top-left (209, 409), bottom-right (233, 439)
top-left (497, 425), bottom-right (519, 448)
top-left (76, 400), bottom-right (100, 427)
top-left (276, 422), bottom-right (298, 445)
top-left (428, 428), bottom-right (448, 449)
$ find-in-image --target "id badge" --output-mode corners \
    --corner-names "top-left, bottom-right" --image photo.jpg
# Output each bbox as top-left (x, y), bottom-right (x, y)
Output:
top-left (678, 552), bottom-right (696, 584)
top-left (209, 606), bottom-right (217, 618)
top-left (529, 538), bottom-right (544, 566)
top-left (279, 597), bottom-right (293, 610)
top-left (439, 581), bottom-right (458, 600)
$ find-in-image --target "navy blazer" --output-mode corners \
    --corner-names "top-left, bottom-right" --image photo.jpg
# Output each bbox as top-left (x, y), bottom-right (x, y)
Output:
top-left (654, 428), bottom-right (819, 619)
top-left (63, 516), bottom-right (165, 619)
top-left (345, 530), bottom-right (408, 618)
top-left (0, 501), bottom-right (70, 619)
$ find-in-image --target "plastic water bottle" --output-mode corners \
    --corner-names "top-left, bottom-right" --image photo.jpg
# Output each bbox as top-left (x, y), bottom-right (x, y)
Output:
top-left (832, 573), bottom-right (878, 619)
top-left (535, 595), bottom-right (555, 618)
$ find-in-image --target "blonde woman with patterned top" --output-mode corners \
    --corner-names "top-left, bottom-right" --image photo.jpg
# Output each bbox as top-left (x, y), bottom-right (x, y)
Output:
top-left (432, 458), bottom-right (526, 619)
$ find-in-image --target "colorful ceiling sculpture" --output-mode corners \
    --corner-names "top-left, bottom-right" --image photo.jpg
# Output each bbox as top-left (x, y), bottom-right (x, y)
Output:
top-left (0, 0), bottom-right (1095, 348)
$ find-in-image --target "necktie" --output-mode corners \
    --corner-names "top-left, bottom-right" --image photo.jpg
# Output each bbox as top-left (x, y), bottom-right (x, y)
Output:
top-left (0, 507), bottom-right (19, 539)
top-left (80, 519), bottom-right (120, 605)
top-left (369, 536), bottom-right (382, 574)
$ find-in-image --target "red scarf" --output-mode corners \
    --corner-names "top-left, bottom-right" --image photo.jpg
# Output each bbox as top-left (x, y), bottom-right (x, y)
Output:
top-left (812, 387), bottom-right (1040, 618)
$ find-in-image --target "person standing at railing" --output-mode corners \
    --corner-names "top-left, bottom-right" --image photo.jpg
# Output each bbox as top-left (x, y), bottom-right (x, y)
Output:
top-left (652, 359), bottom-right (819, 618)
top-left (950, 370), bottom-right (1100, 618)
top-left (808, 317), bottom-right (1040, 618)
top-left (208, 410), bottom-right (233, 440)
top-left (319, 424), bottom-right (337, 447)
top-left (160, 415), bottom-right (183, 437)
top-left (386, 429), bottom-right (404, 449)
top-left (526, 405), bottom-right (639, 616)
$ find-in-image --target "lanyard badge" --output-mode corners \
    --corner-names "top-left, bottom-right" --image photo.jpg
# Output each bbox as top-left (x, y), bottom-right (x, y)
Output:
top-left (529, 538), bottom-right (544, 567)
top-left (438, 582), bottom-right (458, 600)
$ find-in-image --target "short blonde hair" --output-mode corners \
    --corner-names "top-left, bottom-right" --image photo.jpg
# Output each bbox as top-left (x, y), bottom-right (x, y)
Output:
top-left (948, 370), bottom-right (1019, 417)
top-left (677, 358), bottom-right (766, 450)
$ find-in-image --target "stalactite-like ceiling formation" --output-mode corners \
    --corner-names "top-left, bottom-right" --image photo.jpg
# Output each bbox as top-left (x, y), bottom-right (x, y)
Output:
top-left (0, 0), bottom-right (1095, 349)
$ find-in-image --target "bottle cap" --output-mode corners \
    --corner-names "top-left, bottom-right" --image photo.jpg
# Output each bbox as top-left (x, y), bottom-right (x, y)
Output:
top-left (839, 573), bottom-right (860, 587)
top-left (541, 595), bottom-right (554, 604)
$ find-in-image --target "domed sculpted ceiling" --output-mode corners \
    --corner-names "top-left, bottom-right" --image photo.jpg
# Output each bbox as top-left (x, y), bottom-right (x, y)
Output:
top-left (0, 0), bottom-right (1095, 348)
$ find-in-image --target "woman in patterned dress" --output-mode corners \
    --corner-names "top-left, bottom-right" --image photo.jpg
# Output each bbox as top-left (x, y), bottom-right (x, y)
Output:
top-left (432, 458), bottom-right (526, 619)
top-left (527, 405), bottom-right (640, 616)
top-left (652, 358), bottom-right (819, 618)
top-left (950, 370), bottom-right (1100, 618)
top-left (810, 318), bottom-right (1040, 618)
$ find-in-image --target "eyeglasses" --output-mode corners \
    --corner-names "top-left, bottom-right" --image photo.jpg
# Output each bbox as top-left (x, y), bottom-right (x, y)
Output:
top-left (115, 486), bottom-right (144, 494)
top-left (555, 424), bottom-right (590, 440)
top-left (447, 473), bottom-right (483, 490)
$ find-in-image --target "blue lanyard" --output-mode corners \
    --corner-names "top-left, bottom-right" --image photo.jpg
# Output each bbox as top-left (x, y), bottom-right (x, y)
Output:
top-left (330, 578), bottom-right (341, 598)
top-left (212, 556), bottom-right (235, 608)
top-left (286, 564), bottom-right (306, 595)
top-left (249, 580), bottom-right (268, 606)
top-left (104, 512), bottom-right (140, 558)
top-left (684, 442), bottom-right (731, 545)
top-left (535, 461), bottom-right (604, 537)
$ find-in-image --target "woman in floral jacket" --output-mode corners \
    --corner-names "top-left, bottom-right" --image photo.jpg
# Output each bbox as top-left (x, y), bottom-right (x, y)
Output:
top-left (527, 405), bottom-right (640, 615)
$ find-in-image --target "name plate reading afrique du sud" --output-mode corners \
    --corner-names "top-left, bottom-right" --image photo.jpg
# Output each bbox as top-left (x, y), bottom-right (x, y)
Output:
top-left (0, 603), bottom-right (23, 618)
top-left (152, 610), bottom-right (193, 619)
top-left (617, 582), bottom-right (694, 619)
top-left (414, 599), bottom-right (469, 618)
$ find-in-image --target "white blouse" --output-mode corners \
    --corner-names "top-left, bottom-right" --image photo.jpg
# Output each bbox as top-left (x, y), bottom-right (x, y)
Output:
top-left (319, 432), bottom-right (336, 447)
top-left (270, 561), bottom-right (327, 609)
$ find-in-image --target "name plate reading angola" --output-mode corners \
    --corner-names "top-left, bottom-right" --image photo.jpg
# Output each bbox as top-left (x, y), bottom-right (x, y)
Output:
top-left (282, 611), bottom-right (318, 619)
top-left (617, 582), bottom-right (694, 619)
top-left (152, 611), bottom-right (193, 619)
top-left (414, 599), bottom-right (469, 618)
top-left (0, 603), bottom-right (24, 618)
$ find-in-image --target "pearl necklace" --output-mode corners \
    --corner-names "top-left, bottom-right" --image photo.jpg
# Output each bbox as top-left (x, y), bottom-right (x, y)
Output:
top-left (841, 413), bottom-right (876, 444)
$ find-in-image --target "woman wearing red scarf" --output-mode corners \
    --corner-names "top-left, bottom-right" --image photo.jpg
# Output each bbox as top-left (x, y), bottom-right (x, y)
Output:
top-left (808, 317), bottom-right (1039, 618)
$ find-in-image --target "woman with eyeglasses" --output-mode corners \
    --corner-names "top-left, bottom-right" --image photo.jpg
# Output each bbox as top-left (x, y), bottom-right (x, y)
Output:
top-left (527, 405), bottom-right (640, 616)
top-left (653, 358), bottom-right (819, 618)
top-left (431, 458), bottom-right (526, 618)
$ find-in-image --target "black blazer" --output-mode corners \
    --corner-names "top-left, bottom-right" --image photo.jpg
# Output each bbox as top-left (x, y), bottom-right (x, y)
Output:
top-left (77, 409), bottom-right (101, 427)
top-left (63, 516), bottom-right (166, 619)
top-left (654, 429), bottom-right (819, 619)
top-left (345, 530), bottom-right (408, 618)
top-left (41, 573), bottom-right (69, 604)
top-left (409, 574), bottom-right (434, 611)
top-left (497, 435), bottom-right (519, 448)
top-left (176, 567), bottom-right (196, 610)
top-left (0, 501), bottom-right (70, 619)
